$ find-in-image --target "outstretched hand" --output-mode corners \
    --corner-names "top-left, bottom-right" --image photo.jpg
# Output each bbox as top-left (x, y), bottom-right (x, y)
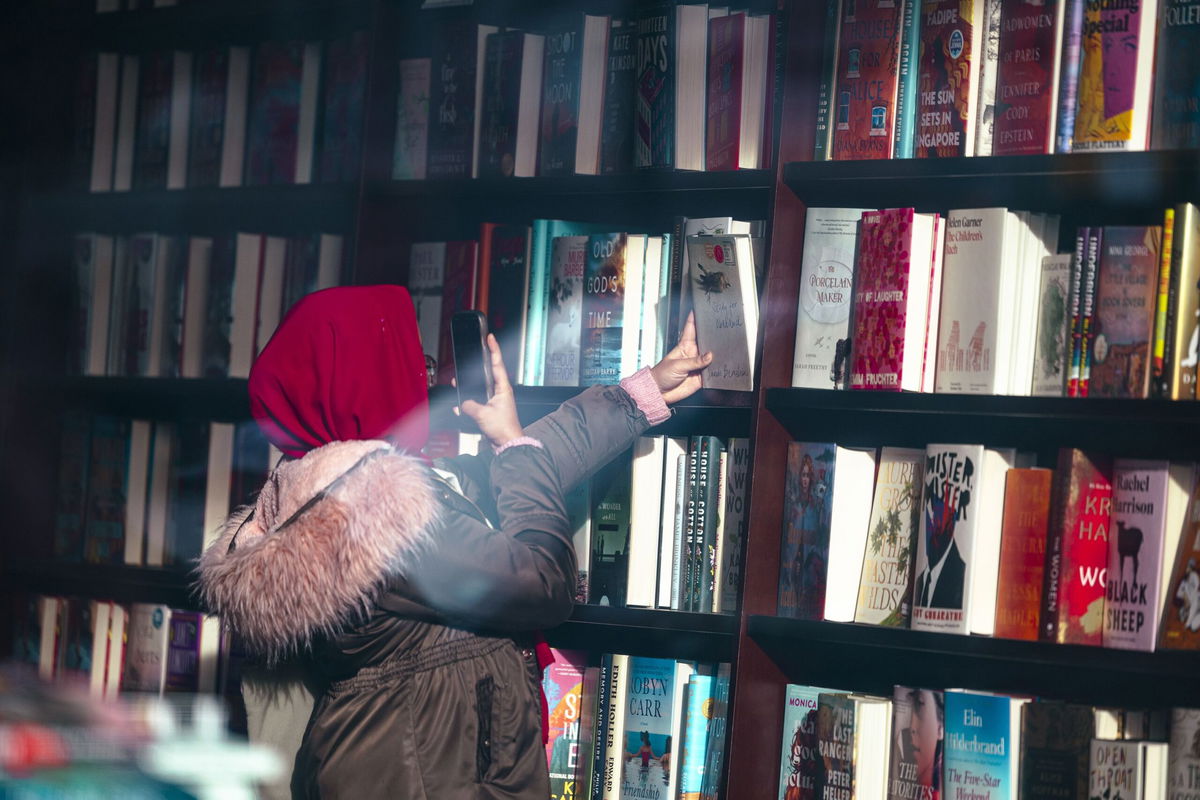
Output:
top-left (458, 334), bottom-right (525, 448)
top-left (650, 312), bottom-right (713, 405)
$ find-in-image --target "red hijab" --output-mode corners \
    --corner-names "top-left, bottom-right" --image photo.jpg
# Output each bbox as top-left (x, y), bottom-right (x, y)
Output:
top-left (248, 285), bottom-right (430, 458)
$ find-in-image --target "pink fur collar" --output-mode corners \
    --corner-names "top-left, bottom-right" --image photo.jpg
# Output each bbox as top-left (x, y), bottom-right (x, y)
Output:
top-left (197, 440), bottom-right (437, 660)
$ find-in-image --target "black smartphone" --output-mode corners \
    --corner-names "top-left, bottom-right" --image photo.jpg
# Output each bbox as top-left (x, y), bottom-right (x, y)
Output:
top-left (451, 310), bottom-right (494, 407)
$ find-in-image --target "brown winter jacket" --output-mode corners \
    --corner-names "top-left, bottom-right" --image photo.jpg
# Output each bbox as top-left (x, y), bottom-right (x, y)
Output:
top-left (198, 383), bottom-right (654, 799)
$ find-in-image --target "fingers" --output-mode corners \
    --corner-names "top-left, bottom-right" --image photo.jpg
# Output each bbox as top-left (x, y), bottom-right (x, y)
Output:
top-left (487, 333), bottom-right (512, 393)
top-left (679, 311), bottom-right (697, 350)
top-left (674, 352), bottom-right (714, 374)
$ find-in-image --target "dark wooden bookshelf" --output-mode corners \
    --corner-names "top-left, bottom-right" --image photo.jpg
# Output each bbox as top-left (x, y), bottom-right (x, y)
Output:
top-left (51, 376), bottom-right (252, 421)
top-left (4, 560), bottom-right (197, 610)
top-left (548, 606), bottom-right (736, 663)
top-left (748, 615), bottom-right (1200, 708)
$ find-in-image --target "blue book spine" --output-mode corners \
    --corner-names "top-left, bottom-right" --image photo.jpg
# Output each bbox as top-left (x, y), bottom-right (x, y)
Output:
top-left (679, 675), bottom-right (715, 796)
top-left (1054, 0), bottom-right (1086, 154)
top-left (944, 692), bottom-right (1019, 800)
top-left (892, 0), bottom-right (921, 159)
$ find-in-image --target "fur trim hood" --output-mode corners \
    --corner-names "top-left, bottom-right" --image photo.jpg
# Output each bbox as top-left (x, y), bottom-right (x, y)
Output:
top-left (197, 440), bottom-right (437, 660)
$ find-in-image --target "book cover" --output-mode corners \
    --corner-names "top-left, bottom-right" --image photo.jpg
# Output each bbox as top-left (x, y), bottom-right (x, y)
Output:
top-left (1072, 0), bottom-right (1158, 151)
top-left (393, 58), bottom-right (430, 180)
top-left (889, 687), bottom-right (945, 800)
top-left (1169, 708), bottom-right (1200, 800)
top-left (1020, 702), bottom-right (1095, 800)
top-left (164, 609), bottom-right (202, 693)
top-left (791, 207), bottom-right (869, 390)
top-left (82, 415), bottom-right (132, 565)
top-left (687, 235), bottom-right (758, 391)
top-left (689, 436), bottom-right (724, 612)
top-left (187, 48), bottom-right (228, 187)
top-left (581, 232), bottom-right (628, 386)
top-left (679, 674), bottom-right (716, 800)
top-left (635, 1), bottom-right (677, 169)
top-left (1088, 740), bottom-right (1163, 800)
top-left (912, 444), bottom-right (984, 634)
top-left (993, 0), bottom-right (1065, 155)
top-left (123, 602), bottom-right (170, 693)
top-left (830, 0), bottom-right (904, 160)
top-left (719, 437), bottom-right (751, 615)
top-left (1152, 1), bottom-right (1200, 149)
top-left (201, 234), bottom-right (236, 378)
top-left (1054, 0), bottom-right (1087, 152)
top-left (544, 648), bottom-right (588, 800)
top-left (1041, 448), bottom-right (1113, 646)
top-left (540, 21), bottom-right (584, 176)
top-left (1161, 473), bottom-right (1200, 650)
top-left (408, 242), bottom-right (446, 374)
top-left (705, 13), bottom-right (746, 171)
top-left (318, 31), bottom-right (368, 184)
top-left (1032, 254), bottom-right (1073, 396)
top-left (590, 449), bottom-right (633, 607)
top-left (601, 18), bottom-right (637, 174)
top-left (157, 236), bottom-right (187, 379)
top-left (435, 240), bottom-right (479, 385)
top-left (244, 41), bottom-right (304, 185)
top-left (973, 0), bottom-right (1003, 156)
top-left (479, 30), bottom-right (525, 178)
top-left (916, 0), bottom-right (983, 157)
top-left (545, 235), bottom-right (590, 387)
top-left (59, 598), bottom-right (94, 686)
top-left (1088, 226), bottom-right (1161, 398)
top-left (850, 208), bottom-right (934, 392)
top-left (619, 656), bottom-right (676, 799)
top-left (427, 22), bottom-right (486, 179)
top-left (815, 693), bottom-right (856, 800)
top-left (944, 691), bottom-right (1024, 800)
top-left (994, 468), bottom-right (1052, 641)
top-left (856, 447), bottom-right (925, 627)
top-left (73, 53), bottom-right (100, 190)
top-left (53, 411), bottom-right (92, 562)
top-left (1077, 228), bottom-right (1103, 396)
top-left (779, 442), bottom-right (836, 620)
top-left (484, 225), bottom-right (531, 381)
top-left (131, 50), bottom-right (173, 189)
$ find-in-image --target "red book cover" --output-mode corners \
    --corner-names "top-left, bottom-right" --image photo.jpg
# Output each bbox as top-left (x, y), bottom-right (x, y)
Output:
top-left (993, 0), bottom-right (1063, 155)
top-left (705, 13), bottom-right (745, 171)
top-left (244, 41), bottom-right (303, 186)
top-left (435, 241), bottom-right (479, 385)
top-left (915, 0), bottom-right (981, 158)
top-left (831, 0), bottom-right (904, 160)
top-left (994, 468), bottom-right (1052, 641)
top-left (1040, 448), bottom-right (1113, 646)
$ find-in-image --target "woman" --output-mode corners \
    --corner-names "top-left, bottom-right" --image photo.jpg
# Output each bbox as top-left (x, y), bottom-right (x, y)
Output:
top-left (197, 285), bottom-right (711, 799)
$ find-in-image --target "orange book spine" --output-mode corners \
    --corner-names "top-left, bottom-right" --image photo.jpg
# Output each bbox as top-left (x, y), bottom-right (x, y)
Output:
top-left (995, 468), bottom-right (1052, 640)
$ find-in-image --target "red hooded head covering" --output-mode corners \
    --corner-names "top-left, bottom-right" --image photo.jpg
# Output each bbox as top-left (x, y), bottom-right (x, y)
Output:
top-left (248, 285), bottom-right (430, 458)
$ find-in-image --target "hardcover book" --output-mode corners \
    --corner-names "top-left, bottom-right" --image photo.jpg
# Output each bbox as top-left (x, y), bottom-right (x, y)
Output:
top-left (1040, 448), bottom-right (1113, 646)
top-left (889, 687), bottom-right (945, 800)
top-left (435, 241), bottom-right (479, 385)
top-left (993, 0), bottom-right (1066, 156)
top-left (483, 225), bottom-right (532, 381)
top-left (855, 447), bottom-right (925, 627)
top-left (1076, 228), bottom-right (1104, 396)
top-left (1072, 0), bottom-right (1158, 151)
top-left (916, 0), bottom-right (984, 157)
top-left (719, 437), bottom-right (751, 615)
top-left (779, 685), bottom-right (831, 800)
top-left (1152, 1), bottom-right (1200, 149)
top-left (545, 235), bottom-right (590, 387)
top-left (581, 232), bottom-right (630, 386)
top-left (619, 656), bottom-right (677, 799)
top-left (1019, 702), bottom-right (1095, 800)
top-left (830, 0), bottom-right (905, 160)
top-left (479, 31), bottom-right (543, 179)
top-left (1155, 204), bottom-right (1200, 401)
top-left (679, 673), bottom-right (716, 800)
top-left (82, 415), bottom-right (132, 565)
top-left (540, 15), bottom-right (607, 176)
top-left (318, 31), bottom-right (368, 184)
top-left (187, 46), bottom-right (250, 188)
top-left (427, 23), bottom-right (496, 179)
top-left (1032, 254), bottom-right (1074, 396)
top-left (816, 693), bottom-right (893, 800)
top-left (131, 50), bottom-right (175, 189)
top-left (1169, 708), bottom-right (1200, 800)
top-left (1088, 740), bottom-right (1168, 800)
top-left (634, 2), bottom-right (708, 170)
top-left (600, 18), bottom-right (637, 174)
top-left (994, 468), bottom-right (1052, 641)
top-left (123, 602), bottom-right (170, 693)
top-left (705, 13), bottom-right (746, 171)
top-left (1160, 472), bottom-right (1200, 650)
top-left (687, 235), bottom-right (759, 391)
top-left (1088, 226), bottom-right (1162, 398)
top-left (164, 609), bottom-right (202, 693)
top-left (543, 648), bottom-right (588, 800)
top-left (392, 58), bottom-right (430, 180)
top-left (244, 41), bottom-right (304, 185)
top-left (1054, 0), bottom-right (1087, 152)
top-left (590, 449), bottom-right (633, 607)
top-left (944, 691), bottom-right (1026, 800)
top-left (791, 207), bottom-right (870, 390)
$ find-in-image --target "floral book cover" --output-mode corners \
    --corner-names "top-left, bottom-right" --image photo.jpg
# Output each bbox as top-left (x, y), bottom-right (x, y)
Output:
top-left (779, 442), bottom-right (836, 620)
top-left (850, 208), bottom-right (916, 391)
top-left (855, 447), bottom-right (925, 626)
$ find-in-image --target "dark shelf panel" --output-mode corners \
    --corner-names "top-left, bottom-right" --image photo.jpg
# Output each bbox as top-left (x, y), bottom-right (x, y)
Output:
top-left (4, 561), bottom-right (199, 610)
top-left (783, 150), bottom-right (1200, 216)
top-left (373, 170), bottom-right (773, 200)
top-left (29, 184), bottom-right (358, 236)
top-left (547, 605), bottom-right (737, 662)
top-left (766, 387), bottom-right (1200, 459)
top-left (748, 615), bottom-right (1200, 708)
top-left (53, 377), bottom-right (251, 421)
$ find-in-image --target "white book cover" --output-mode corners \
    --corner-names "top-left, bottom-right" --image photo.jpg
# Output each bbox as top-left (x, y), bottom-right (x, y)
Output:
top-left (123, 419), bottom-right (154, 566)
top-left (220, 46), bottom-right (251, 187)
top-left (202, 422), bottom-right (236, 551)
top-left (166, 50), bottom-right (192, 189)
top-left (621, 234), bottom-right (648, 378)
top-left (91, 52), bottom-right (120, 192)
top-left (935, 208), bottom-right (1018, 395)
top-left (1008, 212), bottom-right (1047, 395)
top-left (923, 214), bottom-right (947, 393)
top-left (821, 446), bottom-right (879, 623)
top-left (638, 236), bottom-right (665, 369)
top-left (409, 242), bottom-right (447, 370)
top-left (37, 597), bottom-right (62, 681)
top-left (1032, 254), bottom-right (1073, 396)
top-left (791, 207), bottom-right (870, 389)
top-left (293, 42), bottom-right (323, 184)
top-left (626, 436), bottom-right (667, 608)
top-left (1090, 740), bottom-right (1169, 800)
top-left (393, 58), bottom-right (431, 180)
top-left (966, 447), bottom-right (1018, 636)
top-left (656, 437), bottom-right (689, 609)
top-left (687, 234), bottom-right (759, 391)
top-left (123, 602), bottom-right (171, 694)
top-left (544, 235), bottom-right (589, 387)
top-left (228, 232), bottom-right (263, 379)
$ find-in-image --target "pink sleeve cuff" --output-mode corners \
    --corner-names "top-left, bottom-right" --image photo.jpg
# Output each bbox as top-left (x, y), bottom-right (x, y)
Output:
top-left (620, 367), bottom-right (671, 426)
top-left (493, 436), bottom-right (545, 455)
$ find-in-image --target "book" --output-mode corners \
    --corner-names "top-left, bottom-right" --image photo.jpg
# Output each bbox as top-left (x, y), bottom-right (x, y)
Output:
top-left (82, 415), bottom-right (132, 565)
top-left (688, 436), bottom-right (724, 612)
top-left (187, 46), bottom-right (250, 188)
top-left (1104, 460), bottom-right (1194, 651)
top-left (916, 0), bottom-right (985, 157)
top-left (131, 51), bottom-right (186, 190)
top-left (626, 436), bottom-right (668, 609)
top-left (679, 673), bottom-right (716, 800)
top-left (435, 241), bottom-right (480, 385)
top-left (600, 653), bottom-right (632, 800)
top-left (1152, 2), bottom-right (1200, 149)
top-left (408, 241), bottom-right (446, 373)
top-left (855, 446), bottom-right (925, 627)
top-left (244, 41), bottom-right (322, 185)
top-left (81, 52), bottom-right (120, 192)
top-left (581, 232), bottom-right (642, 386)
top-left (1054, 0), bottom-right (1087, 152)
top-left (281, 232), bottom-right (343, 315)
top-left (590, 450), bottom-right (633, 607)
top-left (1040, 449), bottom-right (1113, 646)
top-left (1088, 226), bottom-right (1162, 398)
top-left (830, 0), bottom-right (905, 160)
top-left (53, 411), bottom-right (93, 562)
top-left (992, 0), bottom-right (1067, 156)
top-left (812, 0), bottom-right (841, 161)
top-left (1077, 228), bottom-right (1104, 396)
top-left (539, 14), bottom-right (609, 176)
top-left (318, 31), bottom-right (368, 184)
top-left (944, 691), bottom-right (1027, 800)
top-left (718, 437), bottom-right (750, 615)
top-left (123, 602), bottom-right (170, 693)
top-left (1032, 254), bottom-right (1074, 396)
top-left (393, 57), bottom-right (430, 180)
top-left (1168, 708), bottom-right (1200, 800)
top-left (633, 1), bottom-right (710, 170)
top-left (973, 0), bottom-right (1003, 157)
top-left (705, 12), bottom-right (769, 170)
top-left (1020, 702), bottom-right (1097, 800)
top-left (479, 30), bottom-right (544, 179)
top-left (889, 686), bottom-right (945, 800)
top-left (1160, 204), bottom-right (1200, 399)
top-left (164, 609), bottom-right (203, 693)
top-left (74, 233), bottom-right (116, 376)
top-left (1088, 740), bottom-right (1169, 800)
top-left (698, 663), bottom-right (732, 800)
top-left (543, 235), bottom-right (590, 387)
top-left (619, 656), bottom-right (680, 798)
top-left (850, 208), bottom-right (936, 392)
top-left (484, 225), bottom-right (532, 381)
top-left (1072, 0), bottom-right (1158, 152)
top-left (1160, 473), bottom-right (1200, 650)
top-left (687, 234), bottom-right (759, 391)
top-left (892, 0), bottom-right (921, 159)
top-left (994, 468), bottom-right (1052, 641)
top-left (543, 648), bottom-right (588, 800)
top-left (143, 421), bottom-right (175, 567)
top-left (427, 22), bottom-right (497, 179)
top-left (816, 692), bottom-right (893, 800)
top-left (791, 207), bottom-right (871, 390)
top-left (112, 54), bottom-right (139, 191)
top-left (600, 18), bottom-right (638, 174)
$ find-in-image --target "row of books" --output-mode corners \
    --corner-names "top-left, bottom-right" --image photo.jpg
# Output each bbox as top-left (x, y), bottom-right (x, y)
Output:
top-left (394, 4), bottom-right (776, 181)
top-left (777, 684), bottom-right (1199, 800)
top-left (780, 442), bottom-right (1200, 654)
top-left (790, 204), bottom-right (1200, 399)
top-left (542, 649), bottom-right (730, 800)
top-left (77, 32), bottom-right (366, 192)
top-left (52, 413), bottom-right (274, 568)
top-left (12, 595), bottom-right (228, 700)
top-left (72, 230), bottom-right (343, 378)
top-left (817, 0), bottom-right (1200, 161)
top-left (408, 215), bottom-right (764, 390)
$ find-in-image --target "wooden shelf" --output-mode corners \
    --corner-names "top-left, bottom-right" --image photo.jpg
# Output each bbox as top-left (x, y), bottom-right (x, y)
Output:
top-left (547, 605), bottom-right (737, 663)
top-left (4, 560), bottom-right (198, 610)
top-left (29, 184), bottom-right (358, 236)
top-left (766, 387), bottom-right (1200, 460)
top-left (54, 376), bottom-right (251, 422)
top-left (783, 150), bottom-right (1200, 216)
top-left (748, 615), bottom-right (1200, 708)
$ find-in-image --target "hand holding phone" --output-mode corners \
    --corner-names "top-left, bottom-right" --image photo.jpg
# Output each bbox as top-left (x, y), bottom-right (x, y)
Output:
top-left (451, 310), bottom-right (494, 408)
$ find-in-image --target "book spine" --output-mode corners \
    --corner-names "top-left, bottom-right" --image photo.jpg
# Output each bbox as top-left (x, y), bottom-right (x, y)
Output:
top-left (1067, 227), bottom-right (1088, 396)
top-left (589, 656), bottom-right (612, 800)
top-left (891, 0), bottom-right (919, 159)
top-left (693, 437), bottom-right (721, 612)
top-left (973, 0), bottom-right (1002, 157)
top-left (1054, 0), bottom-right (1086, 153)
top-left (1169, 204), bottom-right (1200, 400)
top-left (1154, 208), bottom-right (1176, 395)
top-left (681, 437), bottom-right (700, 611)
top-left (1078, 227), bottom-right (1102, 397)
top-left (1039, 453), bottom-right (1070, 643)
top-left (812, 0), bottom-right (841, 161)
